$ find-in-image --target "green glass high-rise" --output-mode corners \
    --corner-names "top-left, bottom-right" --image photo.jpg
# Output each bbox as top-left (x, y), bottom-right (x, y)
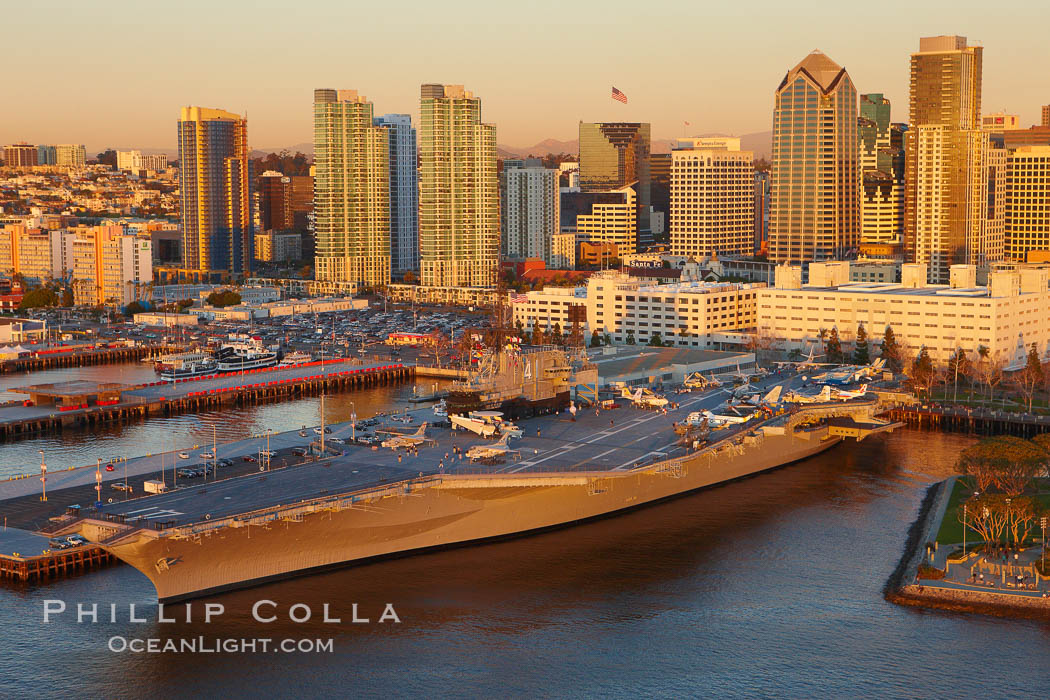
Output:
top-left (418, 84), bottom-right (499, 288)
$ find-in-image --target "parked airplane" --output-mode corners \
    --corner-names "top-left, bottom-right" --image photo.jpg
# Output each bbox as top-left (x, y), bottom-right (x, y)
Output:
top-left (622, 387), bottom-right (669, 409)
top-left (693, 407), bottom-right (756, 429)
top-left (809, 359), bottom-right (885, 386)
top-left (783, 385), bottom-right (832, 404)
top-left (466, 435), bottom-right (518, 462)
top-left (682, 372), bottom-right (711, 390)
top-left (831, 383), bottom-right (869, 401)
top-left (380, 422), bottom-right (429, 449)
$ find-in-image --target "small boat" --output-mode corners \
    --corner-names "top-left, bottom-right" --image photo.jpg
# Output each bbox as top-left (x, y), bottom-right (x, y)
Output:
top-left (279, 350), bottom-right (312, 367)
top-left (215, 335), bottom-right (279, 372)
top-left (156, 352), bottom-right (218, 381)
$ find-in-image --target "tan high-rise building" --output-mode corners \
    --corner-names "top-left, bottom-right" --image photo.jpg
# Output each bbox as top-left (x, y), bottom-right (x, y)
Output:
top-left (1005, 146), bottom-right (1050, 263)
top-left (669, 137), bottom-right (754, 258)
top-left (1042, 105), bottom-right (1049, 127)
top-left (177, 107), bottom-right (252, 274)
top-left (418, 84), bottom-right (498, 288)
top-left (313, 89), bottom-right (390, 286)
top-left (55, 144), bottom-right (86, 168)
top-left (769, 51), bottom-right (859, 264)
top-left (574, 185), bottom-right (637, 255)
top-left (70, 225), bottom-right (153, 306)
top-left (904, 35), bottom-right (1004, 283)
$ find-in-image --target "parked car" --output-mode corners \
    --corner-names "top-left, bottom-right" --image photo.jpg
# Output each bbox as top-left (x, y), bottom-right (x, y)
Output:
top-left (242, 455), bottom-right (257, 462)
top-left (199, 452), bottom-right (214, 459)
top-left (178, 452), bottom-right (190, 459)
top-left (111, 482), bottom-right (132, 492)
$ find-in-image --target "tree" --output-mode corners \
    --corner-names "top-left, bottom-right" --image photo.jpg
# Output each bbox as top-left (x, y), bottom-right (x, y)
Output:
top-left (206, 290), bottom-right (241, 307)
top-left (880, 326), bottom-right (902, 374)
top-left (648, 333), bottom-right (664, 347)
top-left (955, 436), bottom-right (1045, 495)
top-left (124, 301), bottom-right (146, 317)
top-left (551, 322), bottom-right (562, 344)
top-left (908, 347), bottom-right (937, 399)
top-left (403, 270), bottom-right (417, 285)
top-left (590, 330), bottom-right (602, 347)
top-left (18, 287), bottom-right (58, 309)
top-left (853, 323), bottom-right (870, 365)
top-left (625, 330), bottom-right (636, 345)
top-left (825, 327), bottom-right (843, 364)
top-left (946, 348), bottom-right (969, 403)
top-left (958, 494), bottom-right (1010, 549)
top-left (1014, 343), bottom-right (1045, 411)
top-left (532, 321), bottom-right (546, 346)
top-left (1005, 496), bottom-right (1040, 547)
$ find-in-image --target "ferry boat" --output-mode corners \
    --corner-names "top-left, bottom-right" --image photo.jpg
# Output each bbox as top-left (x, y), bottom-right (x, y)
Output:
top-left (279, 350), bottom-right (312, 367)
top-left (215, 335), bottom-right (279, 372)
top-left (155, 352), bottom-right (218, 381)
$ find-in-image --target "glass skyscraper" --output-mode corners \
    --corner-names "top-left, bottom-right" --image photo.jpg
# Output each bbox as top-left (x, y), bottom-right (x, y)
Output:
top-left (313, 89), bottom-right (390, 286)
top-left (859, 94), bottom-right (905, 252)
top-left (418, 84), bottom-right (498, 288)
top-left (177, 107), bottom-right (251, 273)
top-left (578, 122), bottom-right (651, 234)
top-left (374, 114), bottom-right (419, 275)
top-left (905, 35), bottom-right (1002, 283)
top-left (769, 50), bottom-right (859, 264)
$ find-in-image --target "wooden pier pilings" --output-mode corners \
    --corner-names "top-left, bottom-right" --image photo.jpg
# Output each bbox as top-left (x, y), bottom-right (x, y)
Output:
top-left (0, 546), bottom-right (116, 583)
top-left (884, 406), bottom-right (1050, 439)
top-left (0, 365), bottom-right (412, 442)
top-left (0, 344), bottom-right (183, 374)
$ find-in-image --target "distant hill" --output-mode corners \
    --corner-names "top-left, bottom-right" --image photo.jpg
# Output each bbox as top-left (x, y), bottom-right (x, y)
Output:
top-left (498, 131), bottom-right (772, 160)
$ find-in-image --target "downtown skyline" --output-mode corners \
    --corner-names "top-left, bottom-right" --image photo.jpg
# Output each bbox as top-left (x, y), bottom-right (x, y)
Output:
top-left (4, 0), bottom-right (1050, 152)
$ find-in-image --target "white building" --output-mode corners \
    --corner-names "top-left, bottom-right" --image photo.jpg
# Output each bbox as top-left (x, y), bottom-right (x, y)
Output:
top-left (55, 144), bottom-right (86, 168)
top-left (117, 150), bottom-right (169, 172)
top-left (502, 163), bottom-right (560, 264)
top-left (511, 270), bottom-right (762, 348)
top-left (757, 261), bottom-right (1050, 367)
top-left (669, 137), bottom-right (754, 258)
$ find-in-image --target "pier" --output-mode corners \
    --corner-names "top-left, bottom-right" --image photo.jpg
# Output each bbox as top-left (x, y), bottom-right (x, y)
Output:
top-left (0, 527), bottom-right (116, 583)
top-left (885, 404), bottom-right (1050, 438)
top-left (0, 343), bottom-right (183, 374)
top-left (0, 358), bottom-right (410, 441)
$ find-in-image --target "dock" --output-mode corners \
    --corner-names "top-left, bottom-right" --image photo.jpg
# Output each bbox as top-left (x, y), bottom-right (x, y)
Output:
top-left (885, 404), bottom-right (1050, 438)
top-left (0, 342), bottom-right (183, 374)
top-left (0, 527), bottom-right (116, 583)
top-left (0, 358), bottom-right (410, 441)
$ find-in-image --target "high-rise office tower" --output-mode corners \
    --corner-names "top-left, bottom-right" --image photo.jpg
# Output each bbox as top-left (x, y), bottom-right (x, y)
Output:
top-left (579, 122), bottom-right (651, 236)
top-left (3, 143), bottom-right (37, 167)
top-left (418, 84), bottom-right (498, 287)
top-left (374, 114), bottom-right (419, 275)
top-left (769, 50), bottom-right (859, 264)
top-left (258, 171), bottom-right (294, 232)
top-left (649, 152), bottom-right (671, 232)
top-left (313, 89), bottom-right (390, 286)
top-left (177, 107), bottom-right (252, 274)
top-left (754, 170), bottom-right (770, 255)
top-left (55, 144), bottom-right (86, 168)
top-left (669, 137), bottom-right (754, 258)
top-left (1005, 146), bottom-right (1050, 262)
top-left (905, 35), bottom-right (1003, 283)
top-left (859, 94), bottom-right (905, 253)
top-left (502, 160), bottom-right (560, 264)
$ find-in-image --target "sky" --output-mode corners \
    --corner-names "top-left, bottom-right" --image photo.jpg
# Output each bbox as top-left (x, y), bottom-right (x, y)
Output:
top-left (4, 0), bottom-right (1049, 154)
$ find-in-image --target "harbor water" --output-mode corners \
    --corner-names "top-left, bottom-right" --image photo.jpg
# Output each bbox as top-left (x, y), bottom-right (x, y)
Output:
top-left (1, 363), bottom-right (1048, 696)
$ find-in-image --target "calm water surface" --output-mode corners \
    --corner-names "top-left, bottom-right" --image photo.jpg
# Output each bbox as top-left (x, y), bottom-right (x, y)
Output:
top-left (0, 361), bottom-right (440, 478)
top-left (3, 424), bottom-right (1048, 698)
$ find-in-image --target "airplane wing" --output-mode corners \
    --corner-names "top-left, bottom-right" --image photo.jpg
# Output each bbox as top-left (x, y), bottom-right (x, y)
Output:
top-left (762, 385), bottom-right (782, 404)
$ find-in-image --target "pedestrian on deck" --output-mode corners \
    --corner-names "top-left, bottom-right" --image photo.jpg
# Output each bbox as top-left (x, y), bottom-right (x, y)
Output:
top-left (398, 454), bottom-right (402, 463)
top-left (537, 428), bottom-right (542, 438)
top-left (610, 419), bottom-right (614, 428)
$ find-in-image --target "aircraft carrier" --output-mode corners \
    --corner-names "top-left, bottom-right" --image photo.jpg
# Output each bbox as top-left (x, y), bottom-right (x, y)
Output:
top-left (44, 351), bottom-right (900, 603)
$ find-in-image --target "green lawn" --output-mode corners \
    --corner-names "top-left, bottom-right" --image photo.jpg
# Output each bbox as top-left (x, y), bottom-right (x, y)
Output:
top-left (935, 477), bottom-right (1050, 546)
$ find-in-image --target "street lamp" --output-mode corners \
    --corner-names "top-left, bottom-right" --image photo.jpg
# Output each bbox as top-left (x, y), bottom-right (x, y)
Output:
top-left (96, 458), bottom-right (102, 507)
top-left (39, 451), bottom-right (47, 502)
top-left (350, 401), bottom-right (356, 443)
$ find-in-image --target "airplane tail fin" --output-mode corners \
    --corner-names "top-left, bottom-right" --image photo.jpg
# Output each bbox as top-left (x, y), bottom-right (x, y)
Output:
top-left (415, 422), bottom-right (428, 436)
top-left (819, 386), bottom-right (831, 401)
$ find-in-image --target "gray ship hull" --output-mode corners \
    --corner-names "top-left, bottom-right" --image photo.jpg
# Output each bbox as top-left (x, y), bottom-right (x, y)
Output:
top-left (90, 429), bottom-right (841, 602)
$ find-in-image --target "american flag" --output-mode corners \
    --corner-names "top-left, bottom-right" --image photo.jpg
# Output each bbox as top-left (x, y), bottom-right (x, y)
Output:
top-left (611, 86), bottom-right (628, 104)
top-left (510, 292), bottom-right (528, 304)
